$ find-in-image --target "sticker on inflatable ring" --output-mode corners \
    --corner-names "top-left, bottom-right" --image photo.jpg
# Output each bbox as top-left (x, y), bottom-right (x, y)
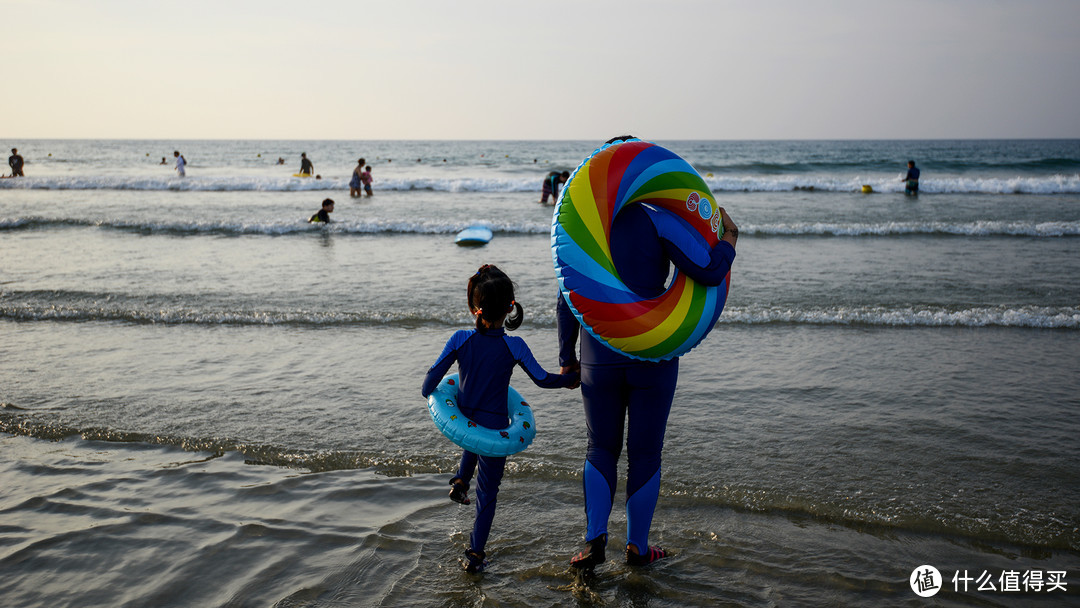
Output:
top-left (686, 192), bottom-right (700, 212)
top-left (698, 197), bottom-right (713, 220)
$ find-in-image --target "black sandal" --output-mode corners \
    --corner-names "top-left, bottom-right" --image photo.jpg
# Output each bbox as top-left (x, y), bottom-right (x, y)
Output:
top-left (569, 533), bottom-right (607, 570)
top-left (448, 478), bottom-right (470, 505)
top-left (463, 549), bottom-right (487, 573)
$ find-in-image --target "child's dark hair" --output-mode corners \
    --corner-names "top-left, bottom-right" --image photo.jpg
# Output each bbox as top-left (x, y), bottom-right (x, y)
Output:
top-left (468, 264), bottom-right (524, 330)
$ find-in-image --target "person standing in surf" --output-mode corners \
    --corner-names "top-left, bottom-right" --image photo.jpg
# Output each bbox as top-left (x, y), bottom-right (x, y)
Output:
top-left (349, 158), bottom-right (366, 198)
top-left (8, 148), bottom-right (25, 177)
top-left (361, 165), bottom-right (373, 196)
top-left (422, 265), bottom-right (578, 574)
top-left (903, 160), bottom-right (920, 195)
top-left (299, 152), bottom-right (314, 176)
top-left (558, 136), bottom-right (739, 571)
top-left (173, 150), bottom-right (186, 178)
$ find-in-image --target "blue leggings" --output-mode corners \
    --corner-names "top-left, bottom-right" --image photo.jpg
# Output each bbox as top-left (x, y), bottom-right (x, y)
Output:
top-left (580, 359), bottom-right (677, 552)
top-left (454, 451), bottom-right (506, 553)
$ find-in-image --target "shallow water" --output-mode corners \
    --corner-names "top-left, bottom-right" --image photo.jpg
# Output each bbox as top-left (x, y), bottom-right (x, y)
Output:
top-left (2, 139), bottom-right (1079, 606)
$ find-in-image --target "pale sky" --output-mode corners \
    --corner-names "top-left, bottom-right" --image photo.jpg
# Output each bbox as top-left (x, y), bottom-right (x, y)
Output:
top-left (3, 0), bottom-right (1078, 140)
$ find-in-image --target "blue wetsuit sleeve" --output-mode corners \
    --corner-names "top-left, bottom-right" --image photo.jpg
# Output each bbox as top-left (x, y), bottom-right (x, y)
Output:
top-left (638, 204), bottom-right (735, 287)
top-left (421, 330), bottom-right (466, 397)
top-left (507, 336), bottom-right (578, 388)
top-left (556, 291), bottom-right (580, 367)
top-left (663, 238), bottom-right (736, 286)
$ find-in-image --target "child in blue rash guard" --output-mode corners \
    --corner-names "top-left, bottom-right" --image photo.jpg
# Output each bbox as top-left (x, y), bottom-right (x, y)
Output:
top-left (558, 136), bottom-right (739, 571)
top-left (422, 264), bottom-right (579, 574)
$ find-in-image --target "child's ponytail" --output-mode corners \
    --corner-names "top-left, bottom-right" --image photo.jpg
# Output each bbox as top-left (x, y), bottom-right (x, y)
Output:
top-left (505, 301), bottom-right (524, 330)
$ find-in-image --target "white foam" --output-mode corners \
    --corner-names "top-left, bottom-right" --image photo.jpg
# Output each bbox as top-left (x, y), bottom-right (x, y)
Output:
top-left (5, 216), bottom-right (1075, 238)
top-left (745, 221), bottom-right (1080, 237)
top-left (704, 174), bottom-right (1080, 194)
top-left (3, 173), bottom-right (1079, 194)
top-left (3, 300), bottom-right (1076, 329)
top-left (719, 305), bottom-right (1080, 329)
top-left (0, 216), bottom-right (553, 235)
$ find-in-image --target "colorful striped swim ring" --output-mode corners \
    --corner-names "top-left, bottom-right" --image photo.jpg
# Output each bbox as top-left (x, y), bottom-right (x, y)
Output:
top-left (551, 139), bottom-right (731, 361)
top-left (427, 374), bottom-right (536, 457)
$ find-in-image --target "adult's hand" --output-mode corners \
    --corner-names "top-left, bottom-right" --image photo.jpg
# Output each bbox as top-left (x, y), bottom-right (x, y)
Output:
top-left (561, 363), bottom-right (581, 389)
top-left (718, 207), bottom-right (739, 247)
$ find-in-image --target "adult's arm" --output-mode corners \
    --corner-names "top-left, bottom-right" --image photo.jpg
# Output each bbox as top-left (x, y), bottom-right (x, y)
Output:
top-left (649, 206), bottom-right (738, 286)
top-left (556, 292), bottom-right (580, 369)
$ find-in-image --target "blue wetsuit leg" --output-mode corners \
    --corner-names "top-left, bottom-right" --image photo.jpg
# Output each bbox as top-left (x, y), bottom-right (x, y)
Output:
top-left (454, 450), bottom-right (478, 487)
top-left (580, 364), bottom-right (626, 542)
top-left (624, 360), bottom-right (677, 552)
top-left (470, 454), bottom-right (507, 553)
top-left (580, 359), bottom-right (677, 549)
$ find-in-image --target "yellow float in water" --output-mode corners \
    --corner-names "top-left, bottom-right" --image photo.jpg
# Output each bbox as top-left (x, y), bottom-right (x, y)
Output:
top-left (861, 185), bottom-right (873, 193)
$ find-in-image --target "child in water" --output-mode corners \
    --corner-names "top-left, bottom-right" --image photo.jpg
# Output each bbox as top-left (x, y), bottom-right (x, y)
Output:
top-left (308, 198), bottom-right (334, 223)
top-left (361, 165), bottom-right (373, 196)
top-left (421, 265), bottom-right (579, 573)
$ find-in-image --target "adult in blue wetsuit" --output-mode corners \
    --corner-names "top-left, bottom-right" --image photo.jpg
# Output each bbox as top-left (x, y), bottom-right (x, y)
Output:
top-left (422, 264), bottom-right (578, 573)
top-left (559, 137), bottom-right (739, 569)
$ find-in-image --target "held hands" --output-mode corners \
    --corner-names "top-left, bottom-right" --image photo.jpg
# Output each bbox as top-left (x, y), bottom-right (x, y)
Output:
top-left (718, 207), bottom-right (739, 247)
top-left (561, 363), bottom-right (581, 389)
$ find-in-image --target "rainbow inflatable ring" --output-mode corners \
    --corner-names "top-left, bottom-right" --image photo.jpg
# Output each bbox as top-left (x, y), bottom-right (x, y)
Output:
top-left (427, 373), bottom-right (536, 457)
top-left (551, 139), bottom-right (731, 362)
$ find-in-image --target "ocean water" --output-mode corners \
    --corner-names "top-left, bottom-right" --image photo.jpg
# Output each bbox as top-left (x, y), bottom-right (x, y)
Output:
top-left (1, 139), bottom-right (1079, 607)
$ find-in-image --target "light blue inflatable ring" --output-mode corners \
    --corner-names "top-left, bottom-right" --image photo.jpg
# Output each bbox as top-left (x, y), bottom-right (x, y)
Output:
top-left (426, 373), bottom-right (536, 457)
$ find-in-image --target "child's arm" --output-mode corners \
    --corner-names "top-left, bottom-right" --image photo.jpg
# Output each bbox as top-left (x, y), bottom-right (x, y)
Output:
top-left (506, 336), bottom-right (579, 389)
top-left (421, 331), bottom-right (466, 397)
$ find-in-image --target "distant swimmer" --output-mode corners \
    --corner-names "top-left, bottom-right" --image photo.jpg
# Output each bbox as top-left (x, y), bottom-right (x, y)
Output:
top-left (277, 157), bottom-right (285, 165)
top-left (8, 148), bottom-right (25, 177)
top-left (309, 198), bottom-right (335, 223)
top-left (540, 170), bottom-right (569, 205)
top-left (903, 160), bottom-right (920, 195)
top-left (173, 150), bottom-right (186, 178)
top-left (159, 157), bottom-right (168, 165)
top-left (361, 165), bottom-right (373, 196)
top-left (299, 152), bottom-right (314, 176)
top-left (350, 158), bottom-right (366, 198)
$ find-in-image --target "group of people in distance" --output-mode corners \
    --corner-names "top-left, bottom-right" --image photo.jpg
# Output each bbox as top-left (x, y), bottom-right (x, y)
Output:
top-left (305, 157), bottom-right (374, 224)
top-left (295, 154), bottom-right (374, 198)
top-left (540, 163), bottom-right (920, 203)
top-left (348, 158), bottom-right (374, 198)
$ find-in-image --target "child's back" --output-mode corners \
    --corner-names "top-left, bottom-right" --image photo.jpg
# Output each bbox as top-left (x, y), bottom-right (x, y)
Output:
top-left (420, 264), bottom-right (578, 573)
